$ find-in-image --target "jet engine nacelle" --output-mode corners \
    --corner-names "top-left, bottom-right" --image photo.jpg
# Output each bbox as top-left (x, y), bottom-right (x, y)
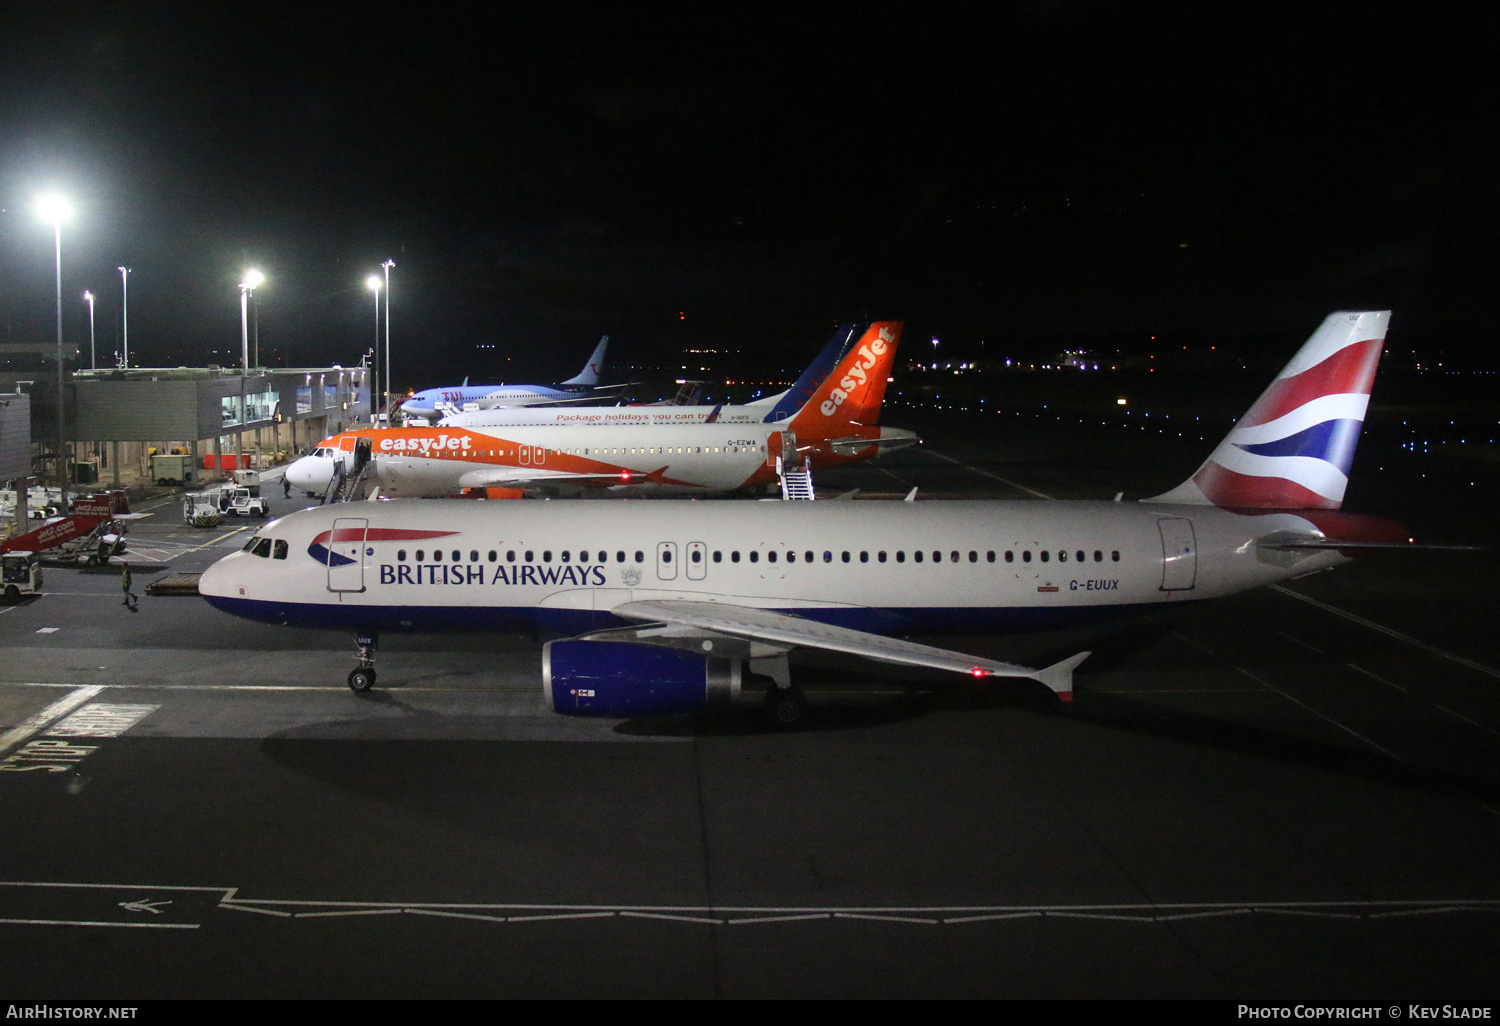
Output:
top-left (543, 639), bottom-right (755, 717)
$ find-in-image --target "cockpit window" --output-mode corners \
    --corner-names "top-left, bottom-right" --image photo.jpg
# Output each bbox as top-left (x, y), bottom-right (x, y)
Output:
top-left (273, 540), bottom-right (288, 560)
top-left (252, 538), bottom-right (272, 558)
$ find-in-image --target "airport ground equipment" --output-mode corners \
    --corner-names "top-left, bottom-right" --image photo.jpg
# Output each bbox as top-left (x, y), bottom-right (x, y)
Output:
top-left (0, 505), bottom-right (128, 566)
top-left (232, 469), bottom-right (262, 495)
top-left (182, 493), bottom-right (224, 528)
top-left (144, 572), bottom-right (203, 596)
top-left (206, 485), bottom-right (269, 517)
top-left (151, 453), bottom-right (197, 486)
top-left (1, 551), bottom-right (42, 602)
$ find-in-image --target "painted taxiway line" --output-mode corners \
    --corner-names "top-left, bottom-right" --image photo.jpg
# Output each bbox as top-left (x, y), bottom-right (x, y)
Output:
top-left (7, 882), bottom-right (1500, 930)
top-left (0, 686), bottom-right (104, 758)
top-left (0, 918), bottom-right (198, 929)
top-left (1271, 584), bottom-right (1500, 681)
top-left (0, 680), bottom-right (537, 694)
top-left (922, 449), bottom-right (1055, 500)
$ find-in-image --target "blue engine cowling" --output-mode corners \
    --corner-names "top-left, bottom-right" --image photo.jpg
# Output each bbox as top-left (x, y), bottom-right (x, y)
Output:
top-left (543, 639), bottom-right (744, 717)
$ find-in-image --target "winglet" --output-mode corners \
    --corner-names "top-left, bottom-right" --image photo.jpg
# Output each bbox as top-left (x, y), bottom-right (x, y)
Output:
top-left (1030, 651), bottom-right (1090, 701)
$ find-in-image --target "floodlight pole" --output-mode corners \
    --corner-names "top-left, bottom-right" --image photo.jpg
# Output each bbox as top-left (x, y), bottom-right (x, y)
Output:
top-left (84, 291), bottom-right (95, 370)
top-left (53, 218), bottom-right (68, 507)
top-left (382, 259), bottom-right (394, 423)
top-left (366, 275), bottom-right (382, 421)
top-left (240, 285), bottom-right (251, 375)
top-left (118, 267), bottom-right (130, 369)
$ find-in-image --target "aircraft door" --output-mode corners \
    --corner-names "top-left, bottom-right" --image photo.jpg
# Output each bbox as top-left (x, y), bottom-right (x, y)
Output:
top-left (686, 541), bottom-right (707, 581)
top-left (1158, 517), bottom-right (1197, 591)
top-left (353, 437), bottom-right (372, 473)
top-left (519, 445), bottom-right (531, 465)
top-left (326, 517), bottom-right (370, 593)
top-left (656, 541), bottom-right (678, 581)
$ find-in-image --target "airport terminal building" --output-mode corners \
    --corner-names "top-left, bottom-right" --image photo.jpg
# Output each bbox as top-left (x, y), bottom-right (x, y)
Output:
top-left (1, 361), bottom-right (369, 488)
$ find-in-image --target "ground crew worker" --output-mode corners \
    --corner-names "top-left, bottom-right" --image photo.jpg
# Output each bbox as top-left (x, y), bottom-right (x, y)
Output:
top-left (122, 564), bottom-right (138, 610)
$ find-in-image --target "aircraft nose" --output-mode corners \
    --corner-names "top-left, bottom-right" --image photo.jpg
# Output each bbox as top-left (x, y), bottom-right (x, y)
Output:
top-left (285, 456), bottom-right (331, 493)
top-left (197, 551), bottom-right (236, 599)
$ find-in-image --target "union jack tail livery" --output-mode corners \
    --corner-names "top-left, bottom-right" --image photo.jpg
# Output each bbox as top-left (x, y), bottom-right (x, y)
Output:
top-left (1148, 311), bottom-right (1389, 510)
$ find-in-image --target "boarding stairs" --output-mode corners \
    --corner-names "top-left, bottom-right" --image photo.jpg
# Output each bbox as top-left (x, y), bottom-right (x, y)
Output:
top-left (777, 456), bottom-right (816, 501)
top-left (323, 439), bottom-right (377, 505)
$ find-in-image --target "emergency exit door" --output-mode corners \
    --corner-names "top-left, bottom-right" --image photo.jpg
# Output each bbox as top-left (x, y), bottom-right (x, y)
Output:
top-left (325, 517), bottom-right (369, 593)
top-left (1158, 517), bottom-right (1197, 591)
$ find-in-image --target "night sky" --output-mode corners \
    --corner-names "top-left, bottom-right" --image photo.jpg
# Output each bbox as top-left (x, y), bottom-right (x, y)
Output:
top-left (1, 4), bottom-right (1496, 386)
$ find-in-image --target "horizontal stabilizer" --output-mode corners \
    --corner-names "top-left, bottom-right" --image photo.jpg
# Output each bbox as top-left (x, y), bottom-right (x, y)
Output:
top-left (1257, 536), bottom-right (1481, 552)
top-left (829, 428), bottom-right (920, 455)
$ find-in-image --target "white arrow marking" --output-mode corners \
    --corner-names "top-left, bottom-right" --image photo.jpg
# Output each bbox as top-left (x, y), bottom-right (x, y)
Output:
top-left (119, 899), bottom-right (172, 915)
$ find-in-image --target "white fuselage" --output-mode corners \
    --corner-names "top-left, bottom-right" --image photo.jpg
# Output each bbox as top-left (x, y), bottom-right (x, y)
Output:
top-left (402, 383), bottom-right (595, 419)
top-left (438, 404), bottom-right (775, 430)
top-left (284, 421), bottom-right (909, 497)
top-left (199, 498), bottom-right (1344, 636)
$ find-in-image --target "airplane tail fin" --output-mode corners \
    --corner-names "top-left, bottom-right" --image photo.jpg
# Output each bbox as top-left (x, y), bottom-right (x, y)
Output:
top-left (787, 322), bottom-right (902, 436)
top-left (562, 336), bottom-right (610, 386)
top-left (761, 323), bottom-right (861, 422)
top-left (1145, 311), bottom-right (1389, 510)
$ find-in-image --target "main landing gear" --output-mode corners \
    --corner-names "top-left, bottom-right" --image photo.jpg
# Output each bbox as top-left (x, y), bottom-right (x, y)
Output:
top-left (765, 685), bottom-right (807, 728)
top-left (349, 632), bottom-right (377, 692)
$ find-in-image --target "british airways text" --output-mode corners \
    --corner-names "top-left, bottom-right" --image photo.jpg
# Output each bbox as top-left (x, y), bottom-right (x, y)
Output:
top-left (380, 563), bottom-right (607, 587)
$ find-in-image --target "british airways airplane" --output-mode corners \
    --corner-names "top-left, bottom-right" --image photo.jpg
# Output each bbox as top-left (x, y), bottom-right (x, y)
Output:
top-left (399, 335), bottom-right (617, 421)
top-left (204, 312), bottom-right (1403, 725)
top-left (283, 323), bottom-right (912, 498)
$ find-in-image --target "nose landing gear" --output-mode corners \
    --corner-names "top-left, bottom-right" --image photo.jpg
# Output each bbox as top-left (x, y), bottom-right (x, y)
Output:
top-left (349, 632), bottom-right (378, 692)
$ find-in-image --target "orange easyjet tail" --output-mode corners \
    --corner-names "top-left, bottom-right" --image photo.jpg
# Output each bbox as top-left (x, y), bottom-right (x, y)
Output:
top-left (787, 321), bottom-right (902, 436)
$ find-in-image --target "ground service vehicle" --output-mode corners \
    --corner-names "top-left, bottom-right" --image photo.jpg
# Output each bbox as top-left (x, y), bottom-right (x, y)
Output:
top-left (183, 493), bottom-right (224, 528)
top-left (2, 551), bottom-right (42, 602)
top-left (217, 486), bottom-right (269, 517)
top-left (151, 454), bottom-right (197, 487)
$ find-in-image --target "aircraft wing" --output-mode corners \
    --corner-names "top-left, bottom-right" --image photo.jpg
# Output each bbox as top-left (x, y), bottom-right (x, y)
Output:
top-left (456, 467), bottom-right (635, 489)
top-left (610, 599), bottom-right (1087, 699)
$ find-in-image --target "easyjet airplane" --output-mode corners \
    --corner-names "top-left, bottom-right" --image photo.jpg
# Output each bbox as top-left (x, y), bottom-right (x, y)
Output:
top-left (284, 322), bottom-right (913, 498)
top-left (205, 312), bottom-right (1409, 724)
